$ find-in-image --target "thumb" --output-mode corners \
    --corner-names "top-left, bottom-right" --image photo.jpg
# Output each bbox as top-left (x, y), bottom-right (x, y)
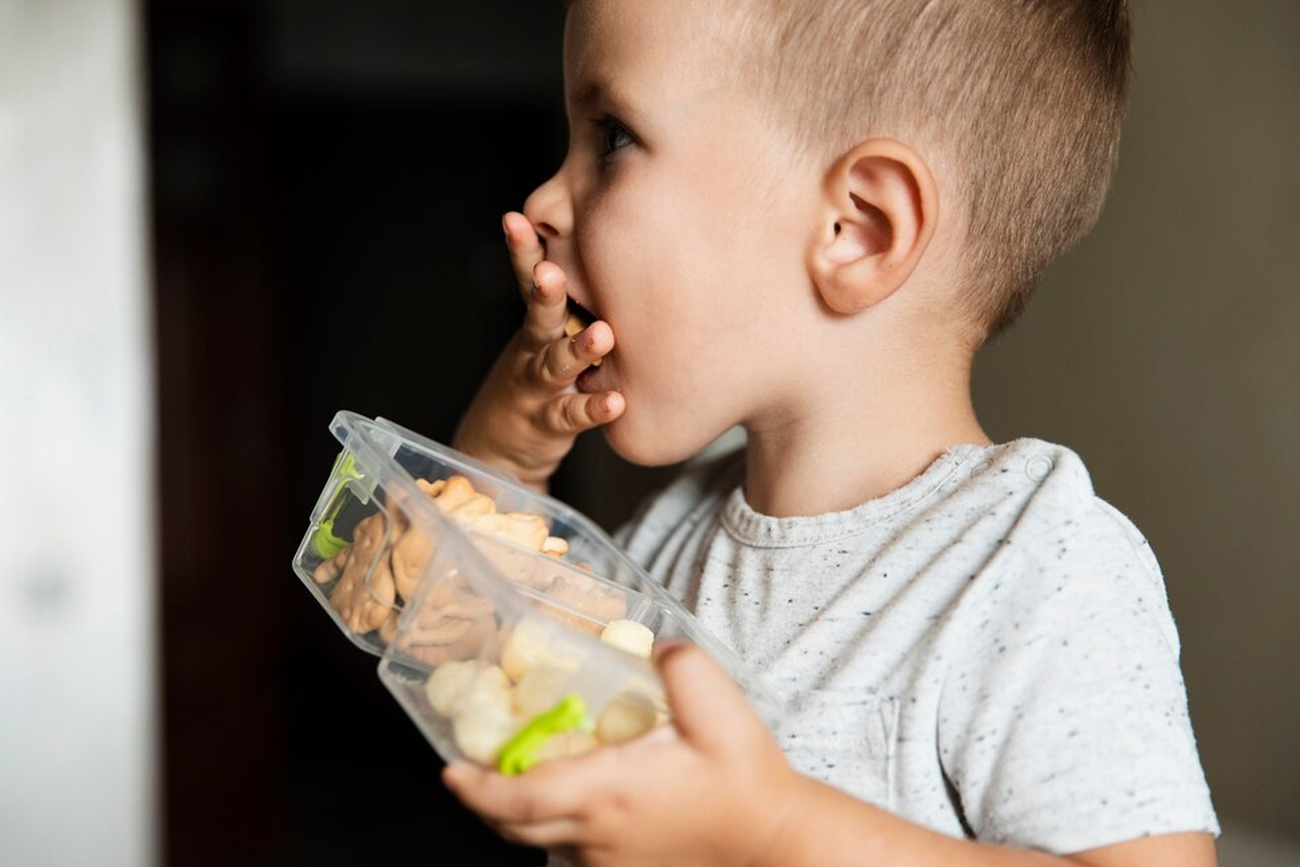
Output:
top-left (653, 640), bottom-right (761, 751)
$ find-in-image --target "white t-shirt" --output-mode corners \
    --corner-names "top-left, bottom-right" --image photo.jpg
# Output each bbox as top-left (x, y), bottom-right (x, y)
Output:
top-left (611, 438), bottom-right (1219, 854)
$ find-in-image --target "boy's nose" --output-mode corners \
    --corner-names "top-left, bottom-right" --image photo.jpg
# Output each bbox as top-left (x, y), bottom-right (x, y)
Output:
top-left (523, 169), bottom-right (573, 243)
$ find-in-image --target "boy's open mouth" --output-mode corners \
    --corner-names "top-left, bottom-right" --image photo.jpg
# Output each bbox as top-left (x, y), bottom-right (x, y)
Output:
top-left (564, 296), bottom-right (603, 369)
top-left (564, 296), bottom-right (603, 368)
top-left (565, 295), bottom-right (598, 332)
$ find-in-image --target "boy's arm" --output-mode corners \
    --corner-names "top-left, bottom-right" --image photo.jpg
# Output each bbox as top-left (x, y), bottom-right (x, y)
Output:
top-left (442, 642), bottom-right (1217, 867)
top-left (770, 776), bottom-right (1215, 867)
top-left (452, 212), bottom-right (623, 493)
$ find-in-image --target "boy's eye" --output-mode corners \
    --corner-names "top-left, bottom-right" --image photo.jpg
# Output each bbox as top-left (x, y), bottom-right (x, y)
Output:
top-left (594, 116), bottom-right (635, 160)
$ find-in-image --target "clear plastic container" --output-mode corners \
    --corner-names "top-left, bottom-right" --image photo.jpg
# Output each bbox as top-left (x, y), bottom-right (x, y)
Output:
top-left (292, 410), bottom-right (783, 773)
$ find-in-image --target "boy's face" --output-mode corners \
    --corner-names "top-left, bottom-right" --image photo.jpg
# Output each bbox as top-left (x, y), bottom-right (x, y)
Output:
top-left (525, 0), bottom-right (823, 466)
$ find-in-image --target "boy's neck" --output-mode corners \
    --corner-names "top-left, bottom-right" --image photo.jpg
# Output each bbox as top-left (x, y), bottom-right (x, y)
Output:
top-left (739, 352), bottom-right (990, 518)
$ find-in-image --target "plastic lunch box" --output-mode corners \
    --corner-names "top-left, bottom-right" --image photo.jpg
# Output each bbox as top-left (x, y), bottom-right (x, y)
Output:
top-left (292, 410), bottom-right (782, 774)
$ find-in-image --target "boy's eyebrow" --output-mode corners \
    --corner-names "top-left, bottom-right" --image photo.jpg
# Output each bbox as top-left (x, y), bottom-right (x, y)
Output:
top-left (570, 76), bottom-right (630, 115)
top-left (571, 78), bottom-right (604, 111)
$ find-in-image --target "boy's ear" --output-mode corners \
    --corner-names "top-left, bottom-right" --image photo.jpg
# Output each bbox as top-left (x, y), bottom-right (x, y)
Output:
top-left (808, 139), bottom-right (939, 314)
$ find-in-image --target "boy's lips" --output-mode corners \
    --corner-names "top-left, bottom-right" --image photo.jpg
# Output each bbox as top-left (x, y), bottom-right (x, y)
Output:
top-left (576, 360), bottom-right (615, 395)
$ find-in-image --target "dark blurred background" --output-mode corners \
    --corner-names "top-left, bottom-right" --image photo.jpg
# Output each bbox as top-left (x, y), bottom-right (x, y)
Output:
top-left (147, 1), bottom-right (668, 863)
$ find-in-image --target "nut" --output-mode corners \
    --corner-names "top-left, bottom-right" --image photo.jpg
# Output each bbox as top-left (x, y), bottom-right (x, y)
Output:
top-left (599, 619), bottom-right (655, 660)
top-left (531, 730), bottom-right (599, 763)
top-left (451, 689), bottom-right (519, 765)
top-left (513, 664), bottom-right (574, 718)
top-left (541, 536), bottom-right (569, 557)
top-left (426, 659), bottom-right (510, 717)
top-left (500, 616), bottom-right (586, 683)
top-left (595, 691), bottom-right (659, 744)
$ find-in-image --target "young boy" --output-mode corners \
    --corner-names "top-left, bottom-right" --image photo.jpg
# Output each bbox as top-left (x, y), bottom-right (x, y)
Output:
top-left (442, 0), bottom-right (1220, 864)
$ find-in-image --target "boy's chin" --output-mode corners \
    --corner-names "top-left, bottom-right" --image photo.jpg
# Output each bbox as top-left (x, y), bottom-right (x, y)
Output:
top-left (600, 415), bottom-right (716, 468)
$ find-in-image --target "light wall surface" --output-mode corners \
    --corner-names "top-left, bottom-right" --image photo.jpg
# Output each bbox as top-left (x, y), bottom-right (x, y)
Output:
top-left (973, 0), bottom-right (1299, 846)
top-left (0, 1), bottom-right (157, 865)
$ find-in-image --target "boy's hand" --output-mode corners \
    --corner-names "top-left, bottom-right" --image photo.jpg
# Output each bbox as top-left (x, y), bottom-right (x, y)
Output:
top-left (452, 212), bottom-right (623, 492)
top-left (441, 641), bottom-right (802, 867)
top-left (442, 643), bottom-right (1218, 867)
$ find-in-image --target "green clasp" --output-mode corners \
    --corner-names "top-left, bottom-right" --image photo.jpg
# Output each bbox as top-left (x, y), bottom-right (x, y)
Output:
top-left (311, 453), bottom-right (364, 559)
top-left (497, 693), bottom-right (591, 776)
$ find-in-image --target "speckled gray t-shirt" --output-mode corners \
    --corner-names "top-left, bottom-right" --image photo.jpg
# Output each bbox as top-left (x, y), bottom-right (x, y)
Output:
top-left (612, 438), bottom-right (1219, 854)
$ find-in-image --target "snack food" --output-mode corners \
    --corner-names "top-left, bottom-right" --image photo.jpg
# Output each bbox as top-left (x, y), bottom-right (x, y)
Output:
top-left (295, 413), bottom-right (785, 779)
top-left (312, 474), bottom-right (666, 772)
top-left (424, 613), bottom-right (665, 772)
top-left (311, 473), bottom-right (583, 648)
top-left (599, 619), bottom-right (655, 659)
top-left (313, 510), bottom-right (403, 635)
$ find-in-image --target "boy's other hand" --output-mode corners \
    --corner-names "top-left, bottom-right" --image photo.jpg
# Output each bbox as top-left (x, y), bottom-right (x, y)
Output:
top-left (441, 640), bottom-right (801, 867)
top-left (453, 211), bottom-right (623, 492)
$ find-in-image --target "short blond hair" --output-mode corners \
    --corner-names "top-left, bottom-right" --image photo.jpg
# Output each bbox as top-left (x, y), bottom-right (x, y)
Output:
top-left (729, 0), bottom-right (1132, 340)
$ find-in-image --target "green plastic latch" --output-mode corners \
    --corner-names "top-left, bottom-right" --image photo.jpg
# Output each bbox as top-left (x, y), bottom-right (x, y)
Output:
top-left (497, 693), bottom-right (591, 776)
top-left (310, 518), bottom-right (348, 559)
top-left (310, 453), bottom-right (364, 559)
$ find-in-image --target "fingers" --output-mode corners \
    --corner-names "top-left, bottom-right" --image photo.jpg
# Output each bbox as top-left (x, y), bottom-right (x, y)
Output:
top-left (505, 210), bottom-right (614, 377)
top-left (496, 818), bottom-right (586, 849)
top-left (655, 641), bottom-right (760, 752)
top-left (523, 260), bottom-right (570, 344)
top-left (443, 759), bottom-right (593, 833)
top-left (533, 318), bottom-right (614, 384)
top-left (504, 211), bottom-right (546, 302)
top-left (520, 261), bottom-right (615, 378)
top-left (541, 390), bottom-right (625, 436)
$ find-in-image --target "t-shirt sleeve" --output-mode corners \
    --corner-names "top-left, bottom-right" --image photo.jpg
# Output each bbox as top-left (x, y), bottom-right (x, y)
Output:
top-left (936, 504), bottom-right (1219, 853)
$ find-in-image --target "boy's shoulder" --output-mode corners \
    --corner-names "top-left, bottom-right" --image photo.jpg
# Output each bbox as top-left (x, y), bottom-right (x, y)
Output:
top-left (941, 439), bottom-right (1185, 662)
top-left (966, 438), bottom-right (1163, 580)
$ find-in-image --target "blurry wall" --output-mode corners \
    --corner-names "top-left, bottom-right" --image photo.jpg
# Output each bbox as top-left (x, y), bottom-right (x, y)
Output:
top-left (0, 0), bottom-right (157, 865)
top-left (973, 0), bottom-right (1300, 852)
